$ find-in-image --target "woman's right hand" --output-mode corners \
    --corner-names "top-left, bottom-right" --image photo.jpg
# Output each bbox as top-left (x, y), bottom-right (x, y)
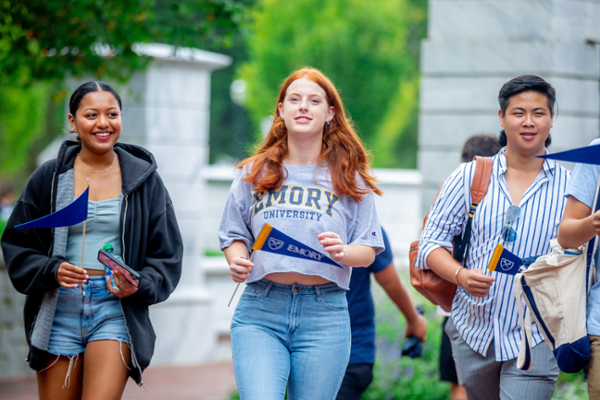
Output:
top-left (230, 257), bottom-right (254, 283)
top-left (57, 262), bottom-right (89, 289)
top-left (456, 268), bottom-right (494, 298)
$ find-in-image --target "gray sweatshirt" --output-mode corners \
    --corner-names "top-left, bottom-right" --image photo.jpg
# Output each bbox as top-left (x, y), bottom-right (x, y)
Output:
top-left (219, 163), bottom-right (384, 289)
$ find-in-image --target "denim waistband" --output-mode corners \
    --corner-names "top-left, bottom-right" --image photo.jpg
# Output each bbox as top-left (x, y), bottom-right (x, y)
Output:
top-left (251, 278), bottom-right (344, 295)
top-left (82, 275), bottom-right (109, 288)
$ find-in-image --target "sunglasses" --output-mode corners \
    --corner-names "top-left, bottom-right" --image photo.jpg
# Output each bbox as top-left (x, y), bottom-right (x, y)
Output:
top-left (501, 205), bottom-right (521, 243)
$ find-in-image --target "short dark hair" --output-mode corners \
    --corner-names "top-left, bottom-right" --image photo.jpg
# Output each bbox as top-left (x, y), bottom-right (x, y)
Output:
top-left (498, 75), bottom-right (555, 148)
top-left (498, 75), bottom-right (556, 117)
top-left (69, 81), bottom-right (122, 116)
top-left (498, 129), bottom-right (552, 148)
top-left (461, 134), bottom-right (502, 162)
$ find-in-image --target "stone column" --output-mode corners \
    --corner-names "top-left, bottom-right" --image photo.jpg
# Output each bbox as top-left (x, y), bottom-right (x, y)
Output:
top-left (418, 0), bottom-right (600, 215)
top-left (120, 44), bottom-right (231, 365)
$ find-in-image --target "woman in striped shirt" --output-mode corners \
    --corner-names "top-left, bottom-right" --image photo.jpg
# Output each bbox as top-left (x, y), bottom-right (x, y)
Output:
top-left (416, 75), bottom-right (570, 400)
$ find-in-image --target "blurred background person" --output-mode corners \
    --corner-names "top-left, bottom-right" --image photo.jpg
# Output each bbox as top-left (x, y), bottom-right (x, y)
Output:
top-left (0, 180), bottom-right (16, 221)
top-left (336, 227), bottom-right (427, 400)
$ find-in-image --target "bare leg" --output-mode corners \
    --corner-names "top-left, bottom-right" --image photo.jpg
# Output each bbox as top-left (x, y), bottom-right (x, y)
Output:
top-left (82, 340), bottom-right (131, 400)
top-left (37, 355), bottom-right (83, 400)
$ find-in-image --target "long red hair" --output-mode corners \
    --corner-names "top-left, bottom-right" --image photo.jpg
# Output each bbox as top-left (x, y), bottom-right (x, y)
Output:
top-left (237, 67), bottom-right (381, 201)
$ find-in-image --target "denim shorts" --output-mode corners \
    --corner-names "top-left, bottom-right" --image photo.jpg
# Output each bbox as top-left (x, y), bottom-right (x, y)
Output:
top-left (47, 275), bottom-right (130, 356)
top-left (231, 279), bottom-right (351, 400)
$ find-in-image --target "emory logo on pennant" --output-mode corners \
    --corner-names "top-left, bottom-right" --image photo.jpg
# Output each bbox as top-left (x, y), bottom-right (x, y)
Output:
top-left (487, 243), bottom-right (522, 275)
top-left (268, 237), bottom-right (285, 251)
top-left (500, 258), bottom-right (515, 271)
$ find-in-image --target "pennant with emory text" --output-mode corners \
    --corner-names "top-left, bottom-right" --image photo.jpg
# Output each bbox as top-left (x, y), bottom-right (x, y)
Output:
top-left (15, 186), bottom-right (89, 229)
top-left (487, 243), bottom-right (522, 275)
top-left (536, 143), bottom-right (600, 165)
top-left (252, 223), bottom-right (343, 269)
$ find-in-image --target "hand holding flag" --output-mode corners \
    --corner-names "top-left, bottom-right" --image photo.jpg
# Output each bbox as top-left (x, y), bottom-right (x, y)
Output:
top-left (318, 232), bottom-right (346, 262)
top-left (467, 244), bottom-right (522, 328)
top-left (227, 224), bottom-right (344, 306)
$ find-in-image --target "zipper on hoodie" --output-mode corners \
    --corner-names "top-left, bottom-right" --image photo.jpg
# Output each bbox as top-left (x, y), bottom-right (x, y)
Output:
top-left (46, 171), bottom-right (57, 257)
top-left (118, 194), bottom-right (145, 388)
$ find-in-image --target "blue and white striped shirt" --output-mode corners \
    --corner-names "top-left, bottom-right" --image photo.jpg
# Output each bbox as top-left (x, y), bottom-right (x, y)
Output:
top-left (416, 150), bottom-right (571, 361)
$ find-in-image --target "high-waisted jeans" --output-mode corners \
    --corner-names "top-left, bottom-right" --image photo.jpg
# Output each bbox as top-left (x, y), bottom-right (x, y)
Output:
top-left (231, 279), bottom-right (351, 400)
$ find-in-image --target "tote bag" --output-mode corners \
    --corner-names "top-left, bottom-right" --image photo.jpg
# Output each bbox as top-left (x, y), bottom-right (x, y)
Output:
top-left (514, 177), bottom-right (600, 373)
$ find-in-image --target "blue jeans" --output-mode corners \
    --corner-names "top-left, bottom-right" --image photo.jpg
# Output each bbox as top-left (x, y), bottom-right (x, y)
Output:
top-left (47, 276), bottom-right (130, 356)
top-left (231, 279), bottom-right (351, 400)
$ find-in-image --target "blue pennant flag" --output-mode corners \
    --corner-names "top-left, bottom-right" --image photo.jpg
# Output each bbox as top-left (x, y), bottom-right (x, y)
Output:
top-left (487, 244), bottom-right (523, 275)
top-left (16, 186), bottom-right (89, 229)
top-left (536, 143), bottom-right (600, 165)
top-left (252, 223), bottom-right (343, 269)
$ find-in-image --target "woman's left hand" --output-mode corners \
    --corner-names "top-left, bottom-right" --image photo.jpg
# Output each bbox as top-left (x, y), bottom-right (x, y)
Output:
top-left (318, 232), bottom-right (346, 262)
top-left (106, 271), bottom-right (139, 298)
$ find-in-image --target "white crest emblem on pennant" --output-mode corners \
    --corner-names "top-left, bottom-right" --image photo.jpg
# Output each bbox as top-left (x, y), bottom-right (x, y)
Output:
top-left (500, 259), bottom-right (514, 271)
top-left (268, 237), bottom-right (285, 251)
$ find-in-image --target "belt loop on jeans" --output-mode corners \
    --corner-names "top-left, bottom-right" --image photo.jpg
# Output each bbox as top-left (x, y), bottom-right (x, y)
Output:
top-left (314, 285), bottom-right (322, 299)
top-left (262, 280), bottom-right (274, 298)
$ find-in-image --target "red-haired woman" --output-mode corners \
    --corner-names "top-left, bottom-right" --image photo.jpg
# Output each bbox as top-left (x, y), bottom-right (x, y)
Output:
top-left (219, 67), bottom-right (384, 399)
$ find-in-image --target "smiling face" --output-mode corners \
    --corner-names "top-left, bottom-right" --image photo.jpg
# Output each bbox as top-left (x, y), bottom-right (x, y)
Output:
top-left (499, 90), bottom-right (553, 157)
top-left (68, 91), bottom-right (122, 155)
top-left (277, 76), bottom-right (335, 140)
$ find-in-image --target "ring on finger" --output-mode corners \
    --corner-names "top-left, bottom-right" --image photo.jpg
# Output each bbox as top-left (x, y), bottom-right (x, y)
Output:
top-left (236, 272), bottom-right (240, 278)
top-left (234, 265), bottom-right (238, 273)
top-left (338, 238), bottom-right (342, 245)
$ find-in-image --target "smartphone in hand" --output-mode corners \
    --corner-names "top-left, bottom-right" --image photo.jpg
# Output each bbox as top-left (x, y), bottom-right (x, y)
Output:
top-left (97, 249), bottom-right (141, 288)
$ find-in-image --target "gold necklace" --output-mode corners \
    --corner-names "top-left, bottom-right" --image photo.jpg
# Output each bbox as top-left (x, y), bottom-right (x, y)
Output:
top-left (77, 151), bottom-right (117, 174)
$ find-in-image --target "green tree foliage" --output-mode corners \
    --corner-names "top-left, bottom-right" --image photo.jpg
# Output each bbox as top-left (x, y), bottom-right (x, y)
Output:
top-left (238, 0), bottom-right (427, 168)
top-left (208, 37), bottom-right (254, 164)
top-left (0, 0), bottom-right (253, 86)
top-left (0, 0), bottom-right (253, 194)
top-left (0, 83), bottom-right (65, 183)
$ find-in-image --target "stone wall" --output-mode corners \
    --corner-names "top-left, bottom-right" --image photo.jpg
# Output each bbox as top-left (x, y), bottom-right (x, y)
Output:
top-left (0, 249), bottom-right (34, 381)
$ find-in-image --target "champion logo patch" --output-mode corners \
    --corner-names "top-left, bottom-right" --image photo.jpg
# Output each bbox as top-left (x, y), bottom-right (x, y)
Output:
top-left (370, 231), bottom-right (377, 237)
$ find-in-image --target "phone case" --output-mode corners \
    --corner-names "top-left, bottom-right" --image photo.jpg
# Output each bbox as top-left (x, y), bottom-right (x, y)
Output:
top-left (97, 249), bottom-right (141, 288)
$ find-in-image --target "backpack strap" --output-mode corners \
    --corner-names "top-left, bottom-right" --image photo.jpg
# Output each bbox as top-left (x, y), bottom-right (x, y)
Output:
top-left (515, 274), bottom-right (535, 371)
top-left (454, 156), bottom-right (494, 264)
top-left (470, 156), bottom-right (494, 205)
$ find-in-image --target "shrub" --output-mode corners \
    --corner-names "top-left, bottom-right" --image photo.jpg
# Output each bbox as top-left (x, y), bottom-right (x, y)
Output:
top-left (363, 297), bottom-right (450, 400)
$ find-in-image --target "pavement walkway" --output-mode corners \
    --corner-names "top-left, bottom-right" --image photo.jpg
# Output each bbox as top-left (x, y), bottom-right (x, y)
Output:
top-left (0, 362), bottom-right (237, 400)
